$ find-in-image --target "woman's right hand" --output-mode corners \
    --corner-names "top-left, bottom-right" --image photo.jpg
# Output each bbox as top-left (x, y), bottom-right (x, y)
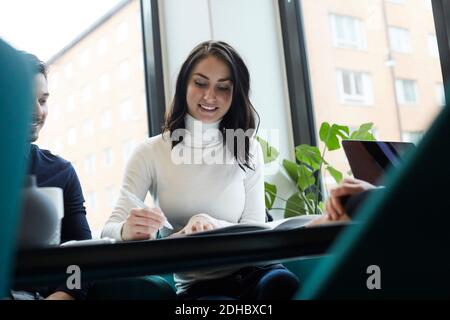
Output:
top-left (121, 207), bottom-right (166, 241)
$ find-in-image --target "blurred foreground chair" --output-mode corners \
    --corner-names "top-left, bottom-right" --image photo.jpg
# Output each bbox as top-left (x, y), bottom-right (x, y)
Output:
top-left (0, 39), bottom-right (33, 298)
top-left (296, 101), bottom-right (450, 299)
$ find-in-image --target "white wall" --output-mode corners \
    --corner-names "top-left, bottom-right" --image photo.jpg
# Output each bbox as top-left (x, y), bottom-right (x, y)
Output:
top-left (159, 0), bottom-right (211, 97)
top-left (159, 0), bottom-right (297, 218)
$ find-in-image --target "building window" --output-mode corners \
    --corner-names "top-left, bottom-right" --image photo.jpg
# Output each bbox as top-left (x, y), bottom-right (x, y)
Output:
top-left (67, 127), bottom-right (77, 146)
top-left (395, 79), bottom-right (418, 105)
top-left (64, 63), bottom-right (73, 80)
top-left (119, 60), bottom-right (130, 81)
top-left (402, 131), bottom-right (423, 144)
top-left (336, 70), bottom-right (373, 105)
top-left (100, 111), bottom-right (113, 129)
top-left (389, 27), bottom-right (412, 54)
top-left (81, 85), bottom-right (92, 104)
top-left (82, 119), bottom-right (94, 138)
top-left (330, 14), bottom-right (366, 50)
top-left (84, 154), bottom-right (96, 176)
top-left (79, 48), bottom-right (90, 68)
top-left (424, 0), bottom-right (432, 10)
top-left (66, 95), bottom-right (75, 112)
top-left (116, 21), bottom-right (128, 43)
top-left (120, 98), bottom-right (133, 121)
top-left (436, 83), bottom-right (446, 107)
top-left (428, 34), bottom-right (439, 58)
top-left (97, 36), bottom-right (108, 56)
top-left (122, 140), bottom-right (136, 163)
top-left (99, 73), bottom-right (110, 93)
top-left (103, 147), bottom-right (113, 167)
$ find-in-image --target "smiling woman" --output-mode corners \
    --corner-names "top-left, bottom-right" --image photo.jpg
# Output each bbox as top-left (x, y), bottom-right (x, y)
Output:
top-left (164, 40), bottom-right (258, 171)
top-left (102, 40), bottom-right (301, 300)
top-left (186, 56), bottom-right (234, 123)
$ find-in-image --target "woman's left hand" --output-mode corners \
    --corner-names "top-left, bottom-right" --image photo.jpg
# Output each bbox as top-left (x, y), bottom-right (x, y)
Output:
top-left (173, 214), bottom-right (219, 236)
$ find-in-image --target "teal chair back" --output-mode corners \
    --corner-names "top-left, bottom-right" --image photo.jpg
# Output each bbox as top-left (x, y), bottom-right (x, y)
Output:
top-left (297, 100), bottom-right (450, 299)
top-left (0, 39), bottom-right (33, 298)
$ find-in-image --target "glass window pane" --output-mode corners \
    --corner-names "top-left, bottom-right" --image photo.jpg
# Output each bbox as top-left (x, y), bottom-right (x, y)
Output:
top-left (342, 71), bottom-right (352, 95)
top-left (354, 73), bottom-right (363, 95)
top-left (336, 16), bottom-right (345, 40)
top-left (347, 18), bottom-right (358, 43)
top-left (403, 80), bottom-right (417, 103)
top-left (300, 0), bottom-right (444, 190)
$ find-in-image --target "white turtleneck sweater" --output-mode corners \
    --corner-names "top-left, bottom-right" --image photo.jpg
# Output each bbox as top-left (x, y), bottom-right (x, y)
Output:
top-left (102, 114), bottom-right (265, 293)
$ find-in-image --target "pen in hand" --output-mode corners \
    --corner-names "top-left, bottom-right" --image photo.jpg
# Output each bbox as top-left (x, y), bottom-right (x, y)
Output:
top-left (122, 189), bottom-right (173, 230)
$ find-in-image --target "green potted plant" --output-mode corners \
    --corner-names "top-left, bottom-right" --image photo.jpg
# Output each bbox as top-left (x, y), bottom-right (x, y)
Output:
top-left (257, 122), bottom-right (376, 218)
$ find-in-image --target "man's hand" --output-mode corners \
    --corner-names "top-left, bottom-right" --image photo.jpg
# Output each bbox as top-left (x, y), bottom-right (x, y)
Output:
top-left (325, 178), bottom-right (376, 220)
top-left (306, 212), bottom-right (351, 227)
top-left (121, 207), bottom-right (166, 240)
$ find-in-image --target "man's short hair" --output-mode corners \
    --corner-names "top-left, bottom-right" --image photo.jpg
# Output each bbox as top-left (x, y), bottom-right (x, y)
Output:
top-left (22, 52), bottom-right (47, 79)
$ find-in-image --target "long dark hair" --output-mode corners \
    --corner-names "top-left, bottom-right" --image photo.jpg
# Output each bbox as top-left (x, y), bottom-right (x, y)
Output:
top-left (163, 40), bottom-right (259, 171)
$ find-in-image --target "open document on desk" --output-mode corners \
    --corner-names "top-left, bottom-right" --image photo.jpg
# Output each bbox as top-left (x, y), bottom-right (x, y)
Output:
top-left (59, 215), bottom-right (337, 245)
top-left (183, 215), bottom-right (323, 236)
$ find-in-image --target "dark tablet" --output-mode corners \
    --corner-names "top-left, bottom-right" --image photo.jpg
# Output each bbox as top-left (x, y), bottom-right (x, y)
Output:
top-left (342, 140), bottom-right (414, 186)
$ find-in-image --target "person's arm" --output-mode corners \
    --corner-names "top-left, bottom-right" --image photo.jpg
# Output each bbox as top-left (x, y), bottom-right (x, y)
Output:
top-left (60, 165), bottom-right (91, 242)
top-left (325, 178), bottom-right (376, 220)
top-left (102, 143), bottom-right (163, 241)
top-left (305, 178), bottom-right (377, 227)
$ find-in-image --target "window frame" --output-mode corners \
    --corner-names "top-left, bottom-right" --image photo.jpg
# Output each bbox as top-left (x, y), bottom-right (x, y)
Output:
top-left (278, 0), bottom-right (317, 146)
top-left (140, 0), bottom-right (166, 137)
top-left (432, 0), bottom-right (450, 98)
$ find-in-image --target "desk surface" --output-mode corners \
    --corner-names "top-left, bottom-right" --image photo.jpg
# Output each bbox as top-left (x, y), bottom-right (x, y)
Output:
top-left (13, 223), bottom-right (348, 287)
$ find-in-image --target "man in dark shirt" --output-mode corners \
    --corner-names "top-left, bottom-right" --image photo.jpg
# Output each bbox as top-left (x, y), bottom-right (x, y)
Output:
top-left (11, 53), bottom-right (92, 300)
top-left (28, 144), bottom-right (92, 244)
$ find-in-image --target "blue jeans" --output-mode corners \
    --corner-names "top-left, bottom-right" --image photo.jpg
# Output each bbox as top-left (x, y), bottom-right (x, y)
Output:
top-left (178, 264), bottom-right (300, 300)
